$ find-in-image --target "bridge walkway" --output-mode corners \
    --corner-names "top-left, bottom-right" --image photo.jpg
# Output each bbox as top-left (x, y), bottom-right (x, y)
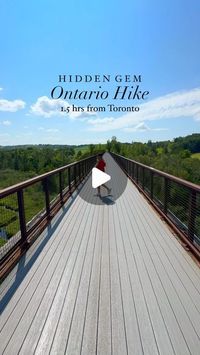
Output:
top-left (0, 153), bottom-right (200, 355)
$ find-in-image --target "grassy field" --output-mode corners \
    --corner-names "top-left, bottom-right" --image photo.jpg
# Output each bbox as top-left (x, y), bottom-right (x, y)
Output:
top-left (0, 169), bottom-right (36, 190)
top-left (74, 145), bottom-right (89, 154)
top-left (0, 169), bottom-right (62, 245)
top-left (191, 153), bottom-right (200, 160)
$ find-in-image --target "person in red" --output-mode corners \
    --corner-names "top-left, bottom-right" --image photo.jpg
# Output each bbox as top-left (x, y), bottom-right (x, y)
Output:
top-left (96, 154), bottom-right (111, 197)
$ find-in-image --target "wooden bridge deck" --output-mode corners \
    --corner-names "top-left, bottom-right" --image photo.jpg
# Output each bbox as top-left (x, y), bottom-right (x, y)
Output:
top-left (1, 153), bottom-right (200, 355)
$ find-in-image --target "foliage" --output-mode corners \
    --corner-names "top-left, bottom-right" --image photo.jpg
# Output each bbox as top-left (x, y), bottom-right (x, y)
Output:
top-left (107, 134), bottom-right (200, 185)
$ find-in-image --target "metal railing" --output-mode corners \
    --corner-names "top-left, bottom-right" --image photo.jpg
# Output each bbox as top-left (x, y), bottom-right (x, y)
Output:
top-left (0, 155), bottom-right (97, 275)
top-left (111, 152), bottom-right (200, 255)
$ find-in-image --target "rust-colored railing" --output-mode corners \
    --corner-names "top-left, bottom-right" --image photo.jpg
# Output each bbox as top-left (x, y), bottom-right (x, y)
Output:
top-left (111, 152), bottom-right (200, 259)
top-left (0, 155), bottom-right (97, 278)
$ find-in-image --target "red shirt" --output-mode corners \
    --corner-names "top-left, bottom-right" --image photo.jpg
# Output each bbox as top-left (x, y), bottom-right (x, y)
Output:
top-left (96, 159), bottom-right (106, 172)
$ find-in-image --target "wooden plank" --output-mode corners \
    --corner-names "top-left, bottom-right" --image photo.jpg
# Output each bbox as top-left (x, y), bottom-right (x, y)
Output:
top-left (112, 202), bottom-right (144, 355)
top-left (127, 186), bottom-right (200, 314)
top-left (128, 181), bottom-right (200, 282)
top-left (0, 189), bottom-right (80, 299)
top-left (125, 183), bottom-right (200, 354)
top-left (28, 185), bottom-right (93, 355)
top-left (79, 206), bottom-right (104, 355)
top-left (64, 198), bottom-right (99, 354)
top-left (120, 190), bottom-right (190, 355)
top-left (107, 205), bottom-right (127, 355)
top-left (0, 187), bottom-right (83, 307)
top-left (115, 198), bottom-right (160, 355)
top-left (134, 187), bottom-right (200, 296)
top-left (0, 187), bottom-right (90, 354)
top-left (46, 199), bottom-right (94, 354)
top-left (134, 194), bottom-right (200, 318)
top-left (18, 195), bottom-right (93, 354)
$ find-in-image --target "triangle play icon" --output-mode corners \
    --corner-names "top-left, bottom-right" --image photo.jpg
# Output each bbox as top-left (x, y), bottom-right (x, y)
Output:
top-left (92, 168), bottom-right (111, 188)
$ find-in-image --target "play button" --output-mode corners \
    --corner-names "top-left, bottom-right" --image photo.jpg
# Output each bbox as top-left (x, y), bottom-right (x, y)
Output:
top-left (92, 168), bottom-right (111, 188)
top-left (78, 152), bottom-right (127, 205)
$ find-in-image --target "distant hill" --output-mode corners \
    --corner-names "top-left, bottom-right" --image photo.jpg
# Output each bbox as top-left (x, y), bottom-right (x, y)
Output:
top-left (0, 144), bottom-right (75, 150)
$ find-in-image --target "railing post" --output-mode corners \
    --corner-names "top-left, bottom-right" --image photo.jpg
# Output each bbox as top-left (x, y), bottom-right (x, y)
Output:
top-left (83, 161), bottom-right (85, 177)
top-left (164, 178), bottom-right (169, 214)
top-left (136, 165), bottom-right (139, 184)
top-left (17, 189), bottom-right (27, 243)
top-left (130, 161), bottom-right (132, 179)
top-left (121, 157), bottom-right (124, 169)
top-left (80, 162), bottom-right (82, 180)
top-left (132, 163), bottom-right (135, 181)
top-left (150, 171), bottom-right (154, 200)
top-left (82, 161), bottom-right (85, 177)
top-left (83, 160), bottom-right (86, 178)
top-left (68, 166), bottom-right (71, 193)
top-left (43, 177), bottom-right (50, 219)
top-left (188, 190), bottom-right (196, 242)
top-left (142, 167), bottom-right (145, 190)
top-left (59, 171), bottom-right (63, 202)
top-left (78, 162), bottom-right (81, 183)
top-left (74, 164), bottom-right (77, 187)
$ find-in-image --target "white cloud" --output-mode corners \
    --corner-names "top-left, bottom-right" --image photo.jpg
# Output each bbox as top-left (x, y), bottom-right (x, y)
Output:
top-left (124, 122), bottom-right (168, 132)
top-left (69, 109), bottom-right (96, 120)
top-left (0, 98), bottom-right (26, 112)
top-left (37, 127), bottom-right (59, 133)
top-left (87, 87), bottom-right (200, 132)
top-left (1, 120), bottom-right (12, 126)
top-left (30, 96), bottom-right (95, 119)
top-left (0, 87), bottom-right (3, 91)
top-left (46, 128), bottom-right (59, 133)
top-left (30, 96), bottom-right (65, 118)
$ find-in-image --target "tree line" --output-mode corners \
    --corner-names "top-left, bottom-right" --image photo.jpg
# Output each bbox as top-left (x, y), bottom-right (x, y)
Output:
top-left (0, 133), bottom-right (200, 187)
top-left (106, 134), bottom-right (200, 184)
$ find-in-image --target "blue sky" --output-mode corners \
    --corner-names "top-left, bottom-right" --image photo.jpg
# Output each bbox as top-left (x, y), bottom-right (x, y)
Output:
top-left (0, 0), bottom-right (200, 145)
